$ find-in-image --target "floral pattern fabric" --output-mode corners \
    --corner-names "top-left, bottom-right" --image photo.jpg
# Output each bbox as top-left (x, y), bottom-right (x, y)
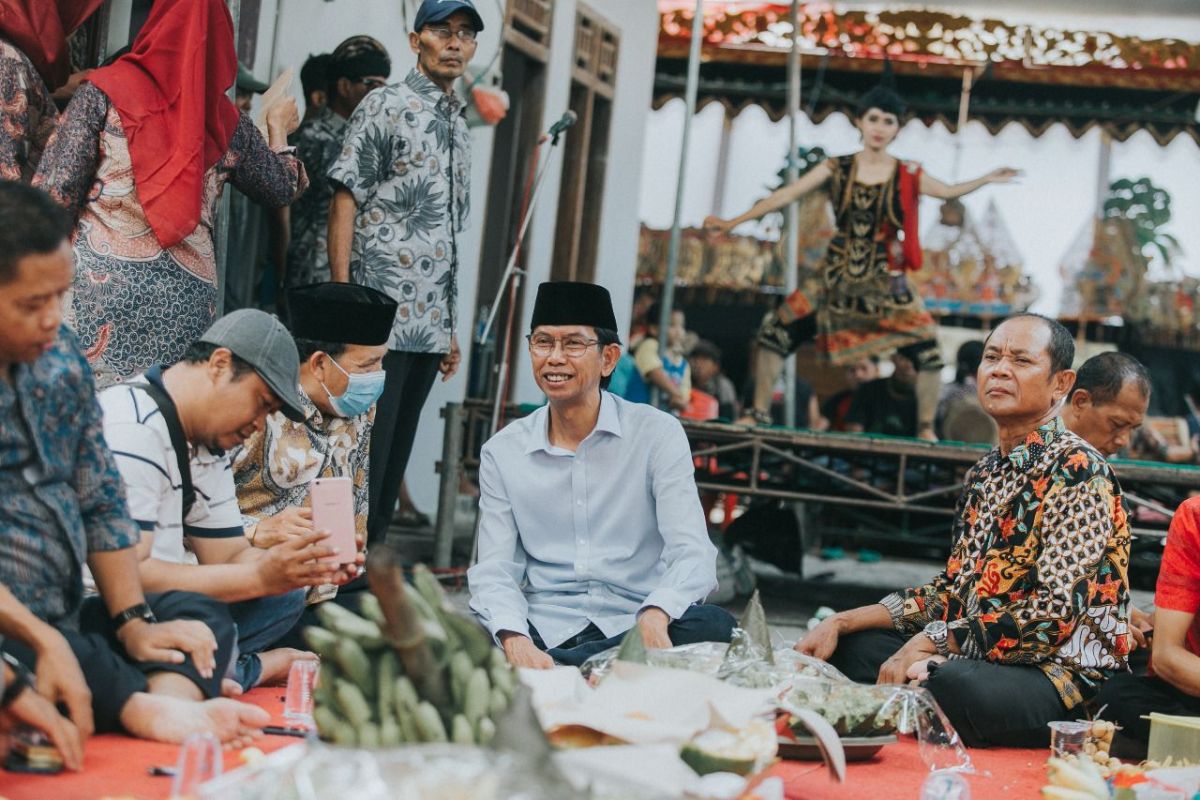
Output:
top-left (881, 417), bottom-right (1132, 709)
top-left (327, 69), bottom-right (470, 354)
top-left (286, 106), bottom-right (348, 287)
top-left (33, 82), bottom-right (307, 388)
top-left (0, 38), bottom-right (56, 181)
top-left (230, 386), bottom-right (372, 603)
top-left (0, 328), bottom-right (139, 627)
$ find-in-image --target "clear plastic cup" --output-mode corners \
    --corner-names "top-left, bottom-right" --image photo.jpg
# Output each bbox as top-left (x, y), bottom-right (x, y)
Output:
top-left (283, 658), bottom-right (319, 728)
top-left (920, 770), bottom-right (971, 800)
top-left (1047, 720), bottom-right (1091, 757)
top-left (170, 731), bottom-right (223, 799)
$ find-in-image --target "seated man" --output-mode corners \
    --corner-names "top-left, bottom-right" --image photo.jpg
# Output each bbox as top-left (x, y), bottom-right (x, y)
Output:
top-left (1096, 497), bottom-right (1200, 758)
top-left (843, 346), bottom-right (919, 437)
top-left (0, 180), bottom-right (266, 745)
top-left (468, 281), bottom-right (734, 668)
top-left (797, 314), bottom-right (1131, 748)
top-left (232, 282), bottom-right (394, 638)
top-left (99, 310), bottom-right (363, 691)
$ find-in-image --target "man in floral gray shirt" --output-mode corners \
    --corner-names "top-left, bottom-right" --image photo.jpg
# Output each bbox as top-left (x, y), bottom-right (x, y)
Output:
top-left (327, 0), bottom-right (482, 543)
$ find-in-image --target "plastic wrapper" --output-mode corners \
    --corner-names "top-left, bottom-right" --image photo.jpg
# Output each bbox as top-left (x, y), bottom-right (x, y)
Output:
top-left (780, 679), bottom-right (975, 773)
top-left (198, 742), bottom-right (603, 800)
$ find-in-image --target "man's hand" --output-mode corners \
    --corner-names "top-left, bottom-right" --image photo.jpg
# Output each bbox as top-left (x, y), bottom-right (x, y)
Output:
top-left (31, 629), bottom-right (93, 739)
top-left (1130, 606), bottom-right (1155, 651)
top-left (795, 617), bottom-right (841, 661)
top-left (499, 632), bottom-right (553, 670)
top-left (877, 634), bottom-right (937, 685)
top-left (116, 618), bottom-right (219, 680)
top-left (905, 655), bottom-right (947, 684)
top-left (256, 530), bottom-right (343, 595)
top-left (326, 532), bottom-right (368, 586)
top-left (251, 506), bottom-right (314, 549)
top-left (439, 338), bottom-right (461, 382)
top-left (3, 672), bottom-right (85, 772)
top-left (265, 96), bottom-right (301, 144)
top-left (637, 608), bottom-right (673, 650)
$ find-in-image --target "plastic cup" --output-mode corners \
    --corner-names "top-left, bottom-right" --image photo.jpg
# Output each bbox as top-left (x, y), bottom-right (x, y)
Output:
top-left (169, 731), bottom-right (222, 799)
top-left (1047, 720), bottom-right (1091, 757)
top-left (283, 658), bottom-right (319, 728)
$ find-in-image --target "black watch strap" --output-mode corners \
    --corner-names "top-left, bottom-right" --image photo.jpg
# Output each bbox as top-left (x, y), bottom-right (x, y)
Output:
top-left (1, 652), bottom-right (31, 706)
top-left (111, 602), bottom-right (157, 631)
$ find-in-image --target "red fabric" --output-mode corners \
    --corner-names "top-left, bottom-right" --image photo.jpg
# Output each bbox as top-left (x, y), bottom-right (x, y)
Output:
top-left (760, 739), bottom-right (1047, 799)
top-left (88, 0), bottom-right (240, 249)
top-left (889, 161), bottom-right (923, 272)
top-left (1, 688), bottom-right (300, 800)
top-left (0, 0), bottom-right (105, 89)
top-left (1153, 497), bottom-right (1200, 668)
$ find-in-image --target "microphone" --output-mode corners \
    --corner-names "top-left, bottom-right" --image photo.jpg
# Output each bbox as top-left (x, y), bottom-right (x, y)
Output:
top-left (547, 110), bottom-right (577, 140)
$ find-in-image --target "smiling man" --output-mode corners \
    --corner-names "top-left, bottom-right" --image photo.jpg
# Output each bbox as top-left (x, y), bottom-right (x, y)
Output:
top-left (328, 0), bottom-right (482, 546)
top-left (99, 310), bottom-right (364, 692)
top-left (796, 314), bottom-right (1132, 747)
top-left (468, 282), bottom-right (734, 668)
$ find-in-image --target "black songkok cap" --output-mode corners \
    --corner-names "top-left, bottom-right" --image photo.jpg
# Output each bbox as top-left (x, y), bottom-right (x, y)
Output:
top-left (529, 282), bottom-right (619, 333)
top-left (286, 282), bottom-right (397, 346)
top-left (329, 35), bottom-right (391, 83)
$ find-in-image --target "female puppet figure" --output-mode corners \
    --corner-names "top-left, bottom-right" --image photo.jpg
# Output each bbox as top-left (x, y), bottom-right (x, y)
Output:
top-left (34, 0), bottom-right (307, 388)
top-left (705, 87), bottom-right (1016, 440)
top-left (0, 0), bottom-right (104, 180)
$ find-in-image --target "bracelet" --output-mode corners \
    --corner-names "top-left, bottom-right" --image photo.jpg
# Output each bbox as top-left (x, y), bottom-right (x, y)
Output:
top-left (1, 652), bottom-right (31, 707)
top-left (111, 601), bottom-right (157, 631)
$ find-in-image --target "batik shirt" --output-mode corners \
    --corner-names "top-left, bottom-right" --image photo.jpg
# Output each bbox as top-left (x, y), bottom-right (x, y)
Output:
top-left (0, 38), bottom-right (56, 181)
top-left (0, 328), bottom-right (139, 627)
top-left (327, 69), bottom-right (471, 355)
top-left (286, 106), bottom-right (348, 286)
top-left (230, 386), bottom-right (372, 603)
top-left (881, 417), bottom-right (1132, 709)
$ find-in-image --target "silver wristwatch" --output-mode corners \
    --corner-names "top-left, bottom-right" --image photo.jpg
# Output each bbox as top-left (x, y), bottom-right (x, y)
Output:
top-left (923, 620), bottom-right (950, 657)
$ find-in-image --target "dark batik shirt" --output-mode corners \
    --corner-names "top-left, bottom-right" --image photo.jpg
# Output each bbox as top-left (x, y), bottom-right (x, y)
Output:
top-left (0, 328), bottom-right (139, 627)
top-left (881, 417), bottom-right (1132, 709)
top-left (286, 106), bottom-right (348, 286)
top-left (0, 38), bottom-right (56, 181)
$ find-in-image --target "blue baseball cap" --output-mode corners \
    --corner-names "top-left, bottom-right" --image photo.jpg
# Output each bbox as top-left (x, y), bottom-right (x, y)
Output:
top-left (413, 0), bottom-right (484, 33)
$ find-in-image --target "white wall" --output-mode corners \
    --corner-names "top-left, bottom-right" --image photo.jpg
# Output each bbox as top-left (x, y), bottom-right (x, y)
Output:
top-left (254, 0), bottom-right (659, 511)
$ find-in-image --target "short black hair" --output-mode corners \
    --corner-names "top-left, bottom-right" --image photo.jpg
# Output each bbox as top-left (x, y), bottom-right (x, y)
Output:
top-left (955, 340), bottom-right (985, 384)
top-left (294, 337), bottom-right (349, 363)
top-left (986, 313), bottom-right (1075, 374)
top-left (300, 53), bottom-right (332, 99)
top-left (0, 181), bottom-right (73, 284)
top-left (1069, 352), bottom-right (1151, 404)
top-left (597, 327), bottom-right (620, 390)
top-left (856, 85), bottom-right (906, 119)
top-left (689, 340), bottom-right (722, 364)
top-left (178, 341), bottom-right (255, 377)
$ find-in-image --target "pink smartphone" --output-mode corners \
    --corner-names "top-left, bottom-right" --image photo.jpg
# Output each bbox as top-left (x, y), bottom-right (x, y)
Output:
top-left (310, 477), bottom-right (356, 564)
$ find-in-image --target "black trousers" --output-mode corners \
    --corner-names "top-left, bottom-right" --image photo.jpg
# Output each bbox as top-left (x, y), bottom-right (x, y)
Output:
top-left (1095, 672), bottom-right (1200, 754)
top-left (2, 591), bottom-right (236, 733)
top-left (829, 629), bottom-right (1069, 748)
top-left (528, 604), bottom-right (737, 667)
top-left (367, 350), bottom-right (443, 545)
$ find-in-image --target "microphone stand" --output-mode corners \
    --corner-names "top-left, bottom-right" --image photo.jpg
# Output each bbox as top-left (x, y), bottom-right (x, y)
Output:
top-left (477, 123), bottom-right (570, 439)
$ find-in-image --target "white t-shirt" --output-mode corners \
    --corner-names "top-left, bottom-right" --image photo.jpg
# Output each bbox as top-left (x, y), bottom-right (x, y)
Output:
top-left (99, 369), bottom-right (244, 564)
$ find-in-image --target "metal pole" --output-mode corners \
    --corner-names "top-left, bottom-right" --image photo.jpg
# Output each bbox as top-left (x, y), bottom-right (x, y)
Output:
top-left (782, 0), bottom-right (801, 426)
top-left (216, 0), bottom-right (242, 317)
top-left (1095, 130), bottom-right (1113, 219)
top-left (658, 0), bottom-right (705, 403)
top-left (433, 403), bottom-right (466, 568)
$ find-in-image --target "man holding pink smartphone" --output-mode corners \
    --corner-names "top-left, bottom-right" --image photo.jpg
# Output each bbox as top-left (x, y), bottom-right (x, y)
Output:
top-left (233, 282), bottom-right (394, 644)
top-left (468, 282), bottom-right (735, 668)
top-left (98, 310), bottom-right (366, 691)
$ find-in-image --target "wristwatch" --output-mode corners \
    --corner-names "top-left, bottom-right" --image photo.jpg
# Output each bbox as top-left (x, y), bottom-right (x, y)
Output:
top-left (923, 620), bottom-right (951, 657)
top-left (111, 602), bottom-right (157, 631)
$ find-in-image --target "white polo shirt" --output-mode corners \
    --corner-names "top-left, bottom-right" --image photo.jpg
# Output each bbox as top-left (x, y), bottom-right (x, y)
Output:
top-left (99, 368), bottom-right (244, 563)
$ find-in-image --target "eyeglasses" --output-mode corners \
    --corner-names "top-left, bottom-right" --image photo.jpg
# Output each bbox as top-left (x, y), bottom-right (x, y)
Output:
top-left (354, 77), bottom-right (387, 89)
top-left (527, 334), bottom-right (600, 358)
top-left (424, 25), bottom-right (478, 43)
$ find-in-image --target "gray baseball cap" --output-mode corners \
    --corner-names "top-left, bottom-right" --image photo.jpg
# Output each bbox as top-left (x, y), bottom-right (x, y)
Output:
top-left (199, 309), bottom-right (307, 422)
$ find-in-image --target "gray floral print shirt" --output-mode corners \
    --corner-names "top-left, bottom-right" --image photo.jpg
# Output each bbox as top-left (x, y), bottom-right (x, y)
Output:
top-left (327, 69), bottom-right (470, 354)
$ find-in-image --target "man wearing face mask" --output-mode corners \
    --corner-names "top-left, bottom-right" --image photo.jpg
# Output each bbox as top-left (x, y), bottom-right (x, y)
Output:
top-left (232, 282), bottom-right (395, 624)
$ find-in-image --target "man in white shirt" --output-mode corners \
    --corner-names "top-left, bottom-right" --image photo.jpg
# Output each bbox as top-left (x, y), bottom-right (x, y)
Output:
top-left (100, 310), bottom-right (364, 690)
top-left (468, 282), bottom-right (734, 668)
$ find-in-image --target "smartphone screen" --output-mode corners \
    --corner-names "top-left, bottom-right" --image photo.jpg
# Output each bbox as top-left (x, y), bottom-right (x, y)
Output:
top-left (310, 477), bottom-right (356, 564)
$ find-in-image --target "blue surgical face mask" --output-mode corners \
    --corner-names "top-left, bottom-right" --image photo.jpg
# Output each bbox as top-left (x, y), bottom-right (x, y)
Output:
top-left (319, 356), bottom-right (385, 418)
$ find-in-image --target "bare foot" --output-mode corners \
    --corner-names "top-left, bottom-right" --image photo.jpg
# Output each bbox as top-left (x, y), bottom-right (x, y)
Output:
top-left (917, 428), bottom-right (938, 443)
top-left (120, 693), bottom-right (270, 748)
top-left (255, 648), bottom-right (317, 687)
top-left (222, 679), bottom-right (243, 697)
